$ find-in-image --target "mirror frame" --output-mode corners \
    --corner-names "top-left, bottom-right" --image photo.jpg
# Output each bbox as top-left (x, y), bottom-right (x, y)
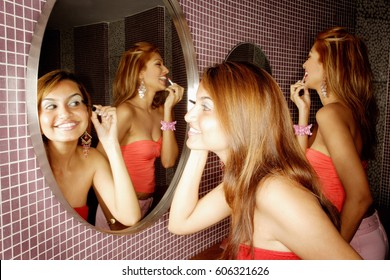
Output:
top-left (225, 42), bottom-right (272, 75)
top-left (26, 0), bottom-right (198, 234)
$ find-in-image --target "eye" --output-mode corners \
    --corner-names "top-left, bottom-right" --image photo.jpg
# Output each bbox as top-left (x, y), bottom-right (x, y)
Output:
top-left (69, 100), bottom-right (82, 107)
top-left (43, 103), bottom-right (57, 110)
top-left (201, 102), bottom-right (213, 111)
top-left (68, 96), bottom-right (85, 107)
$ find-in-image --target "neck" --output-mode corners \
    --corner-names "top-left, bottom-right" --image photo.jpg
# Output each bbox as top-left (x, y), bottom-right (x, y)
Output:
top-left (45, 141), bottom-right (79, 169)
top-left (317, 89), bottom-right (339, 106)
top-left (129, 93), bottom-right (156, 111)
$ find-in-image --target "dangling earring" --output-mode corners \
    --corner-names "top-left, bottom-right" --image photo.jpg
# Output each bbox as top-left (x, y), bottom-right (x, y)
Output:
top-left (321, 78), bottom-right (327, 98)
top-left (138, 80), bottom-right (146, 99)
top-left (80, 131), bottom-right (92, 158)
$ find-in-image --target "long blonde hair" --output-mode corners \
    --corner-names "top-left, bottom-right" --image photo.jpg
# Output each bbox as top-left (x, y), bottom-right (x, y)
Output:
top-left (201, 61), bottom-right (340, 259)
top-left (314, 27), bottom-right (378, 160)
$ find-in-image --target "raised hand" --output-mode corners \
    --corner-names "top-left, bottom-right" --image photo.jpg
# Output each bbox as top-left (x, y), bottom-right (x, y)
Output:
top-left (164, 81), bottom-right (184, 109)
top-left (290, 78), bottom-right (311, 112)
top-left (91, 105), bottom-right (118, 146)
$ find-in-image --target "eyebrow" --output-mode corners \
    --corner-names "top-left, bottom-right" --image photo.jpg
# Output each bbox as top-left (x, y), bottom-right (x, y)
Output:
top-left (200, 96), bottom-right (212, 101)
top-left (42, 93), bottom-right (83, 102)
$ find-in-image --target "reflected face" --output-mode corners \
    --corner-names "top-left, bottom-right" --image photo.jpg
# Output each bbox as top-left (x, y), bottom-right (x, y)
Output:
top-left (141, 53), bottom-right (170, 92)
top-left (185, 83), bottom-right (228, 158)
top-left (39, 80), bottom-right (89, 143)
top-left (303, 46), bottom-right (324, 90)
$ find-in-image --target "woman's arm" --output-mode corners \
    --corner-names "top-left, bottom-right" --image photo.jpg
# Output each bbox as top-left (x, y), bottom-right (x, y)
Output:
top-left (160, 83), bottom-right (184, 168)
top-left (96, 103), bottom-right (132, 158)
top-left (317, 105), bottom-right (372, 242)
top-left (168, 150), bottom-right (231, 234)
top-left (91, 106), bottom-right (141, 226)
top-left (290, 81), bottom-right (312, 151)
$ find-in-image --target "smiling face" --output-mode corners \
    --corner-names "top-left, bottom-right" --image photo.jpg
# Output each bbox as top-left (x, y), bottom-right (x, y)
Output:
top-left (39, 80), bottom-right (89, 143)
top-left (140, 52), bottom-right (169, 93)
top-left (303, 45), bottom-right (324, 91)
top-left (184, 83), bottom-right (229, 159)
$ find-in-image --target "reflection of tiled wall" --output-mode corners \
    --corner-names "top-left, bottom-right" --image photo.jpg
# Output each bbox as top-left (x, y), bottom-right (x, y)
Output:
top-left (74, 23), bottom-right (110, 106)
top-left (1, 0), bottom-right (388, 260)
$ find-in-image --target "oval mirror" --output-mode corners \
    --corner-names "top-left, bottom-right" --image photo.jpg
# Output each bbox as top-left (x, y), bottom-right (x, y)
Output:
top-left (225, 42), bottom-right (272, 75)
top-left (26, 0), bottom-right (197, 234)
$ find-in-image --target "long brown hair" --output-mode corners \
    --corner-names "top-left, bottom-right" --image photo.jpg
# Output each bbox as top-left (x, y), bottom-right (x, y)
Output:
top-left (314, 27), bottom-right (378, 160)
top-left (112, 42), bottom-right (165, 108)
top-left (201, 61), bottom-right (340, 259)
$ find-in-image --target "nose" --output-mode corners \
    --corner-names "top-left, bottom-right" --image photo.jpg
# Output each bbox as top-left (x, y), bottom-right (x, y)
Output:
top-left (58, 105), bottom-right (71, 119)
top-left (163, 65), bottom-right (169, 75)
top-left (185, 106), bottom-right (196, 123)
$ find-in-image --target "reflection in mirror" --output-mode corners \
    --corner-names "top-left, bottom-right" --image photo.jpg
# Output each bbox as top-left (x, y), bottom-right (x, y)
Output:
top-left (225, 43), bottom-right (272, 75)
top-left (28, 0), bottom-right (198, 234)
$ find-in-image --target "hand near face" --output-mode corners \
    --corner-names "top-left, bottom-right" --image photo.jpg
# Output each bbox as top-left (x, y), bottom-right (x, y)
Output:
top-left (91, 105), bottom-right (118, 146)
top-left (164, 82), bottom-right (184, 109)
top-left (290, 80), bottom-right (311, 112)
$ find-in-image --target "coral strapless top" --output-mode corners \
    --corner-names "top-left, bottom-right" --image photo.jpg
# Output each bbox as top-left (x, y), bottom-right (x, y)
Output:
top-left (306, 148), bottom-right (345, 212)
top-left (237, 244), bottom-right (300, 260)
top-left (74, 205), bottom-right (89, 221)
top-left (306, 148), bottom-right (368, 212)
top-left (121, 137), bottom-right (162, 194)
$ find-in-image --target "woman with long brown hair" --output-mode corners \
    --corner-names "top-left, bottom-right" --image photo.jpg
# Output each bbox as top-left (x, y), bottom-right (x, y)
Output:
top-left (169, 61), bottom-right (361, 259)
top-left (95, 42), bottom-right (184, 229)
top-left (38, 70), bottom-right (141, 227)
top-left (290, 27), bottom-right (388, 259)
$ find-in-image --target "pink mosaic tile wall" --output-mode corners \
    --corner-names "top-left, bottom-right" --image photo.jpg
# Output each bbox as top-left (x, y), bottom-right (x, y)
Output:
top-left (2, 0), bottom-right (384, 260)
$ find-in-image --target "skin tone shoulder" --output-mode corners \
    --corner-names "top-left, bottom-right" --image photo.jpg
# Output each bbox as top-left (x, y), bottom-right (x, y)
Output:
top-left (39, 76), bottom-right (141, 226)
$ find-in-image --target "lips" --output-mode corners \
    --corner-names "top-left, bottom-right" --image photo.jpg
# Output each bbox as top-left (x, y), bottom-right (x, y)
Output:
top-left (55, 122), bottom-right (78, 130)
top-left (188, 127), bottom-right (201, 136)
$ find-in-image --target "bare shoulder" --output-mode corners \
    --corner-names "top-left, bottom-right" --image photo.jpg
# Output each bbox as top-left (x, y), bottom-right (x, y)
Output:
top-left (256, 176), bottom-right (318, 212)
top-left (316, 103), bottom-right (352, 126)
top-left (116, 102), bottom-right (136, 119)
top-left (84, 147), bottom-right (108, 167)
top-left (116, 102), bottom-right (136, 131)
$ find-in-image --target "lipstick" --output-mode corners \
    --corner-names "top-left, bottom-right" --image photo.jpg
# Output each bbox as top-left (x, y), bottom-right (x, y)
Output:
top-left (302, 72), bottom-right (308, 83)
top-left (168, 78), bottom-right (174, 86)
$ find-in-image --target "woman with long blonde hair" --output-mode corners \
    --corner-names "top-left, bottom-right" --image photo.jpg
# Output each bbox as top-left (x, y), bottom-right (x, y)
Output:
top-left (95, 42), bottom-right (184, 229)
top-left (169, 61), bottom-right (361, 259)
top-left (290, 27), bottom-right (388, 259)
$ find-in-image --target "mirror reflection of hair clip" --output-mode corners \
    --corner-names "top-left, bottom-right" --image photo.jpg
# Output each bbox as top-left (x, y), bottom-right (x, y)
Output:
top-left (168, 78), bottom-right (174, 86)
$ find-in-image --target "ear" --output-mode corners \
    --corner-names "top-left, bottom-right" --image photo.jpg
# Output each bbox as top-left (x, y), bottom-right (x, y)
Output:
top-left (138, 70), bottom-right (145, 81)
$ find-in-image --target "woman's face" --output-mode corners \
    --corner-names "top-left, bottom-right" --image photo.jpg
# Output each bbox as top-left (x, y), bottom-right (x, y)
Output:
top-left (303, 46), bottom-right (324, 90)
top-left (39, 80), bottom-right (89, 143)
top-left (141, 52), bottom-right (169, 92)
top-left (185, 83), bottom-right (229, 158)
